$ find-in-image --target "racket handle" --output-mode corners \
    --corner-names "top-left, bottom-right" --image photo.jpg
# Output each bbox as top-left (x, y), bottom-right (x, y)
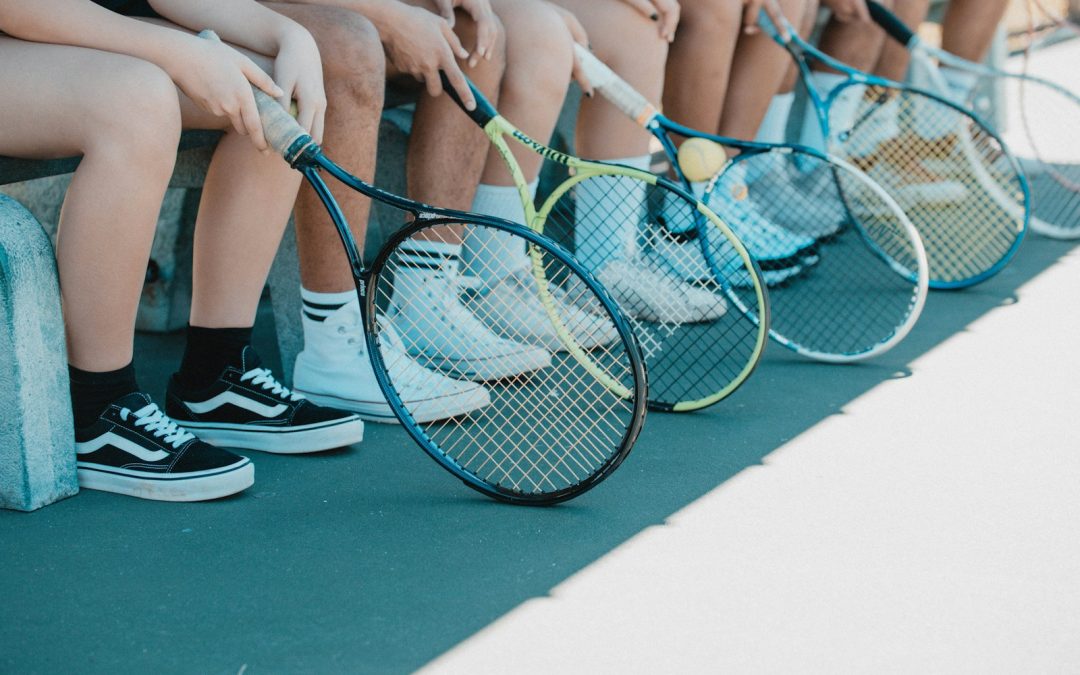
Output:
top-left (196, 30), bottom-right (315, 162)
top-left (573, 44), bottom-right (656, 126)
top-left (438, 71), bottom-right (497, 126)
top-left (866, 1), bottom-right (917, 46)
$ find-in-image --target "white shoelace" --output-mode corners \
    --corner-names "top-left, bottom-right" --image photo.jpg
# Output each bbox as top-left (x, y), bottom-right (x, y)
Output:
top-left (121, 403), bottom-right (195, 450)
top-left (240, 368), bottom-right (304, 402)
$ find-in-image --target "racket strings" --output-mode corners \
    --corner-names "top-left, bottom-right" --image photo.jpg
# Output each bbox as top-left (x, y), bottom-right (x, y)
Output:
top-left (539, 170), bottom-right (765, 408)
top-left (720, 151), bottom-right (924, 358)
top-left (829, 85), bottom-right (1025, 284)
top-left (371, 221), bottom-right (639, 498)
top-left (1011, 72), bottom-right (1080, 236)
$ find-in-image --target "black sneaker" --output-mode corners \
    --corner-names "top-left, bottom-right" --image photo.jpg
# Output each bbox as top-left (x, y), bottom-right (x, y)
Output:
top-left (76, 393), bottom-right (254, 502)
top-left (166, 347), bottom-right (364, 454)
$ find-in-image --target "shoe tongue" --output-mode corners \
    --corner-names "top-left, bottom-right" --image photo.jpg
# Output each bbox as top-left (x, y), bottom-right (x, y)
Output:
top-left (237, 345), bottom-right (262, 373)
top-left (114, 392), bottom-right (153, 412)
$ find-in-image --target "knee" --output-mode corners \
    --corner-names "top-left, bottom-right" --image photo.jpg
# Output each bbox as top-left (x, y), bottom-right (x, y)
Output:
top-left (87, 58), bottom-right (180, 168)
top-left (501, 3), bottom-right (573, 96)
top-left (678, 0), bottom-right (743, 35)
top-left (303, 6), bottom-right (386, 110)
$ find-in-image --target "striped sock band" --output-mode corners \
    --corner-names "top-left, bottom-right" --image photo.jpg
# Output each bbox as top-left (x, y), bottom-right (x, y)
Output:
top-left (300, 287), bottom-right (355, 322)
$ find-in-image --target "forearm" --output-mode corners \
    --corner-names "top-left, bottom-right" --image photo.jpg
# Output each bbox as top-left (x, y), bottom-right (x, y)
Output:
top-left (149, 0), bottom-right (304, 55)
top-left (0, 0), bottom-right (196, 63)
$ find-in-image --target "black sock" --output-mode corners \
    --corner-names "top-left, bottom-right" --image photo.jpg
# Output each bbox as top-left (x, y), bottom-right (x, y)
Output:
top-left (175, 325), bottom-right (254, 391)
top-left (69, 362), bottom-right (139, 429)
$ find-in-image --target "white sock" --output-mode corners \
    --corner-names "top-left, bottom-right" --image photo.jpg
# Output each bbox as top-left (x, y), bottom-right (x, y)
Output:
top-left (574, 155), bottom-right (651, 271)
top-left (756, 92), bottom-right (796, 144)
top-left (392, 238), bottom-right (462, 308)
top-left (462, 181), bottom-right (536, 286)
top-left (940, 66), bottom-right (979, 104)
top-left (300, 287), bottom-right (357, 323)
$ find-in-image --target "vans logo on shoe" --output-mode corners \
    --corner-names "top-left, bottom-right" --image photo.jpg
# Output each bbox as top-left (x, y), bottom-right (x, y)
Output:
top-left (186, 392), bottom-right (288, 418)
top-left (76, 433), bottom-right (171, 462)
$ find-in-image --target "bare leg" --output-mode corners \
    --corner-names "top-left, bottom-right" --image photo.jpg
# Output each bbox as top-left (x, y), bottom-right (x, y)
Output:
top-left (267, 3), bottom-right (385, 294)
top-left (816, 1), bottom-right (892, 73)
top-left (719, 0), bottom-right (807, 140)
top-left (941, 0), bottom-right (1009, 62)
top-left (555, 0), bottom-right (668, 160)
top-left (481, 0), bottom-right (574, 186)
top-left (661, 0), bottom-right (743, 136)
top-left (401, 1), bottom-right (507, 211)
top-left (0, 39), bottom-right (180, 371)
top-left (873, 0), bottom-right (931, 81)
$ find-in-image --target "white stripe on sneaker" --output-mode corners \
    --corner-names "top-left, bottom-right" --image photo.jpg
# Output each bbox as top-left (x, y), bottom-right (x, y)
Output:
top-left (76, 433), bottom-right (170, 462)
top-left (185, 392), bottom-right (288, 418)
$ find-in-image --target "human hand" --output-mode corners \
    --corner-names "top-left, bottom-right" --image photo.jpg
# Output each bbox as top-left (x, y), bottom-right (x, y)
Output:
top-left (380, 2), bottom-right (477, 109)
top-left (740, 0), bottom-right (788, 37)
top-left (618, 0), bottom-right (680, 43)
top-left (821, 0), bottom-right (871, 23)
top-left (452, 0), bottom-right (500, 67)
top-left (273, 27), bottom-right (327, 143)
top-left (168, 36), bottom-right (282, 151)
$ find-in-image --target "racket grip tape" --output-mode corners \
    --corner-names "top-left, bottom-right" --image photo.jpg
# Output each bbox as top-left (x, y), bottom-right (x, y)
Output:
top-left (866, 1), bottom-right (917, 46)
top-left (196, 30), bottom-right (315, 161)
top-left (573, 44), bottom-right (656, 125)
top-left (438, 71), bottom-right (497, 127)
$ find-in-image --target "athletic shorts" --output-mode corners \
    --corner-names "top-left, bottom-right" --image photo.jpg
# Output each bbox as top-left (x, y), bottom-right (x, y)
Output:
top-left (90, 1), bottom-right (160, 18)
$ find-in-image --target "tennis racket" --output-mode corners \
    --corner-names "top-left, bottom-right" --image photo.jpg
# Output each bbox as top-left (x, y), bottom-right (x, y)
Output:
top-left (768, 11), bottom-right (1029, 289)
top-left (865, 1), bottom-right (1080, 240)
top-left (573, 45), bottom-right (928, 362)
top-left (198, 32), bottom-right (647, 505)
top-left (440, 75), bottom-right (770, 412)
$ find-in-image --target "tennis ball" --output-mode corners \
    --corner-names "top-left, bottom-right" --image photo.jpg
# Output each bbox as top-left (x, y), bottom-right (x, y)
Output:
top-left (289, 100), bottom-right (299, 118)
top-left (677, 138), bottom-right (727, 182)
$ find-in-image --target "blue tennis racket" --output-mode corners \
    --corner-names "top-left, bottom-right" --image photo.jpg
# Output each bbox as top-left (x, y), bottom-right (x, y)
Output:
top-left (867, 0), bottom-right (1080, 240)
top-left (767, 11), bottom-right (1029, 289)
top-left (574, 45), bottom-right (928, 362)
top-left (197, 32), bottom-right (647, 505)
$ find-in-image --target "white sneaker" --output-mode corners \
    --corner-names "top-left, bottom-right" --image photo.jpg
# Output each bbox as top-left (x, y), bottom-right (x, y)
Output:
top-left (464, 268), bottom-right (619, 352)
top-left (862, 163), bottom-right (969, 213)
top-left (595, 258), bottom-right (727, 324)
top-left (293, 300), bottom-right (490, 423)
top-left (390, 267), bottom-right (553, 381)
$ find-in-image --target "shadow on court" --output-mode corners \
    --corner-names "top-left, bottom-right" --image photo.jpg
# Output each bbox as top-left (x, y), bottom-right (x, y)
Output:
top-left (1, 234), bottom-right (1076, 674)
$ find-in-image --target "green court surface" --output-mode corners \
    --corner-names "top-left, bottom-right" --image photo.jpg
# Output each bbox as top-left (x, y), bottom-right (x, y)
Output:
top-left (2, 228), bottom-right (1078, 674)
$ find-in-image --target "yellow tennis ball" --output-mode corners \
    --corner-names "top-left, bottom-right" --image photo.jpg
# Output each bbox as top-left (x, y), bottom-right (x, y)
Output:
top-left (289, 100), bottom-right (299, 118)
top-left (677, 138), bottom-right (727, 182)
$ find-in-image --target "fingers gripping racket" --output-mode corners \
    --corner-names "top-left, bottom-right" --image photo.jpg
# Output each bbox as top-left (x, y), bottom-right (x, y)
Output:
top-left (439, 75), bottom-right (770, 412)
top-left (768, 13), bottom-right (1029, 289)
top-left (198, 32), bottom-right (647, 505)
top-left (573, 45), bottom-right (929, 363)
top-left (866, 0), bottom-right (1080, 241)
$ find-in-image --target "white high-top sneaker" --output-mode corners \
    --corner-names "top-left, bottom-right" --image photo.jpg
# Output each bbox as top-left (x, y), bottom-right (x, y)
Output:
top-left (293, 300), bottom-right (491, 423)
top-left (464, 268), bottom-right (619, 352)
top-left (389, 265), bottom-right (553, 381)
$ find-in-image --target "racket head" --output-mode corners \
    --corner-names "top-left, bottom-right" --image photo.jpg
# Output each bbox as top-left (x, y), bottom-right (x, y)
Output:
top-left (362, 215), bottom-right (647, 505)
top-left (1010, 70), bottom-right (1080, 239)
top-left (823, 80), bottom-right (1028, 288)
top-left (704, 145), bottom-right (929, 361)
top-left (534, 158), bottom-right (770, 411)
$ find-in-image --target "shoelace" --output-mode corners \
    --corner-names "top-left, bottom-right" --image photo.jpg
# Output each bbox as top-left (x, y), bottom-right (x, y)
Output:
top-left (240, 368), bottom-right (304, 402)
top-left (121, 403), bottom-right (195, 450)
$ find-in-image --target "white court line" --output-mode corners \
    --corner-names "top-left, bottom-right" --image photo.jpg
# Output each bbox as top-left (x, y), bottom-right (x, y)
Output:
top-left (421, 247), bottom-right (1080, 673)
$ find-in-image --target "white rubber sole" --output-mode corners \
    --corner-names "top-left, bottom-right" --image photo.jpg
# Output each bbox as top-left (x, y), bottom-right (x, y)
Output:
top-left (77, 460), bottom-right (254, 502)
top-left (178, 417), bottom-right (364, 453)
top-left (298, 386), bottom-right (491, 424)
